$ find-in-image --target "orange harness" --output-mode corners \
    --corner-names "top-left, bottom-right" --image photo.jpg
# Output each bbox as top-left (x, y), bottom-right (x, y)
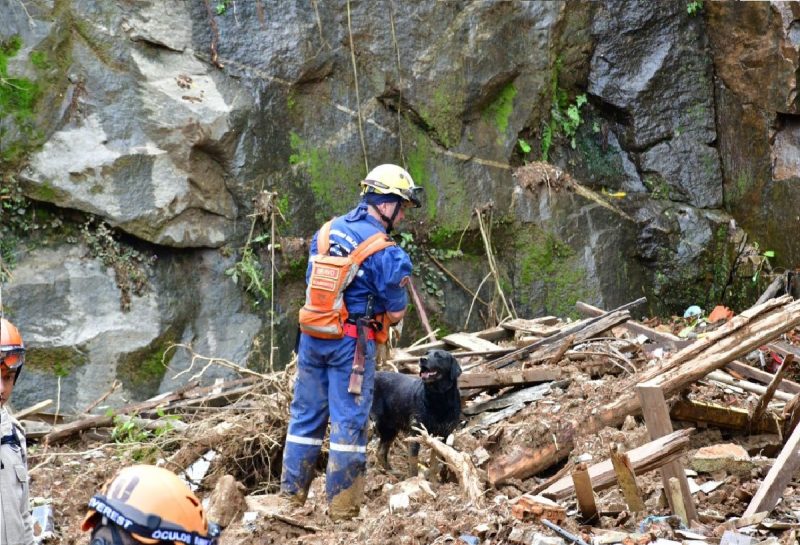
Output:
top-left (298, 219), bottom-right (395, 343)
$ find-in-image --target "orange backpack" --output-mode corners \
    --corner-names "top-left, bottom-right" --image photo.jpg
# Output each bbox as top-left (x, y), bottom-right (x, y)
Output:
top-left (298, 220), bottom-right (395, 340)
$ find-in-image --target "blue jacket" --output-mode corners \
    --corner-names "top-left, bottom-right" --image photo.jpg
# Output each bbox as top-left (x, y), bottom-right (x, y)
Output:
top-left (307, 202), bottom-right (412, 318)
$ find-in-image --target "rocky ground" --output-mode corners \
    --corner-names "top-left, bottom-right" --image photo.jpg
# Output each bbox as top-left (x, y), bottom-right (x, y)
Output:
top-left (22, 311), bottom-right (800, 545)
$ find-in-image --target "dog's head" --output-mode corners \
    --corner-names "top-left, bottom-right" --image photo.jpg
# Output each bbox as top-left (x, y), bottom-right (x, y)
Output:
top-left (419, 349), bottom-right (462, 390)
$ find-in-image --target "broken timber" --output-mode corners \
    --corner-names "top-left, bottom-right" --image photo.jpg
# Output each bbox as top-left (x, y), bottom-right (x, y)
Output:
top-left (458, 368), bottom-right (560, 390)
top-left (490, 297), bottom-right (646, 370)
top-left (610, 445), bottom-right (645, 512)
top-left (540, 428), bottom-right (694, 500)
top-left (578, 301), bottom-right (800, 396)
top-left (488, 296), bottom-right (800, 485)
top-left (743, 413), bottom-right (800, 516)
top-left (670, 399), bottom-right (781, 434)
top-left (636, 381), bottom-right (698, 522)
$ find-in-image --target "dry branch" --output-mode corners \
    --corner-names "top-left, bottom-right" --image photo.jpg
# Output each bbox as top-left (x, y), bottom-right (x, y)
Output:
top-left (409, 426), bottom-right (484, 507)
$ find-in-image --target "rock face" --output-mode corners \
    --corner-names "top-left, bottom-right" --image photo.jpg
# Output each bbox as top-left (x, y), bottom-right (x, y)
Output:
top-left (0, 0), bottom-right (795, 410)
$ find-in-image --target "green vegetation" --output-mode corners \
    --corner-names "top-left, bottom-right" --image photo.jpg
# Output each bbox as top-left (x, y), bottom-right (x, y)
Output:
top-left (515, 229), bottom-right (590, 319)
top-left (484, 83), bottom-right (517, 144)
top-left (542, 58), bottom-right (588, 161)
top-left (289, 132), bottom-right (360, 220)
top-left (687, 1), bottom-right (703, 16)
top-left (418, 77), bottom-right (466, 149)
top-left (25, 347), bottom-right (88, 377)
top-left (80, 218), bottom-right (156, 311)
top-left (215, 0), bottom-right (232, 15)
top-left (226, 245), bottom-right (271, 304)
top-left (1, 35), bottom-right (42, 164)
top-left (116, 331), bottom-right (178, 399)
top-left (518, 138), bottom-right (532, 163)
top-left (406, 131), bottom-right (439, 221)
top-left (398, 232), bottom-right (459, 302)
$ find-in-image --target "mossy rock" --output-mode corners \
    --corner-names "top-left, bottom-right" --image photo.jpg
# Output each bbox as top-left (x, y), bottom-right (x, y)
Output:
top-left (116, 331), bottom-right (178, 399)
top-left (24, 346), bottom-right (88, 377)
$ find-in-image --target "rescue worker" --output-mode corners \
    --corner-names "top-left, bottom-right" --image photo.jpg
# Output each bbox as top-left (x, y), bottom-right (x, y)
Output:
top-left (281, 164), bottom-right (422, 520)
top-left (0, 317), bottom-right (34, 545)
top-left (81, 464), bottom-right (221, 545)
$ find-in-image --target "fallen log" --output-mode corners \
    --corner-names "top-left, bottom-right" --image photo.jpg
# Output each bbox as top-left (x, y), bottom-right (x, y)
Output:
top-left (540, 428), bottom-right (694, 500)
top-left (487, 297), bottom-right (800, 485)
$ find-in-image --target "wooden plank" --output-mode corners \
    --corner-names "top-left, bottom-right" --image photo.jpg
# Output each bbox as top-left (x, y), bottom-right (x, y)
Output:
top-left (491, 305), bottom-right (638, 370)
top-left (670, 399), bottom-right (781, 434)
top-left (743, 416), bottom-right (800, 516)
top-left (443, 332), bottom-right (503, 352)
top-left (12, 399), bottom-right (53, 420)
top-left (402, 326), bottom-right (511, 356)
top-left (579, 301), bottom-right (800, 388)
top-left (540, 429), bottom-right (694, 499)
top-left (610, 446), bottom-right (645, 512)
top-left (668, 477), bottom-right (689, 526)
top-left (501, 318), bottom-right (561, 337)
top-left (458, 368), bottom-right (560, 390)
top-left (707, 370), bottom-right (794, 401)
top-left (752, 354), bottom-right (795, 425)
top-left (726, 359), bottom-right (800, 395)
top-left (572, 463), bottom-right (598, 524)
top-left (637, 382), bottom-right (698, 522)
top-left (489, 297), bottom-right (800, 485)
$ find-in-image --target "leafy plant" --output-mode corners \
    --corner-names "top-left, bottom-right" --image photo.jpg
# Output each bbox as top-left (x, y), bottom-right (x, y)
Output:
top-left (687, 1), bottom-right (703, 16)
top-left (225, 246), bottom-right (271, 304)
top-left (397, 232), bottom-right (462, 301)
top-left (541, 58), bottom-right (589, 160)
top-left (518, 138), bottom-right (532, 162)
top-left (215, 0), bottom-right (232, 15)
top-left (109, 409), bottom-right (180, 445)
top-left (80, 218), bottom-right (156, 311)
top-left (752, 248), bottom-right (775, 283)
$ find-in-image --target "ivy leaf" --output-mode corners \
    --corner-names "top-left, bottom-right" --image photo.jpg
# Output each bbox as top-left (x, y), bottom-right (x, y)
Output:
top-left (763, 250), bottom-right (775, 258)
top-left (518, 139), bottom-right (531, 154)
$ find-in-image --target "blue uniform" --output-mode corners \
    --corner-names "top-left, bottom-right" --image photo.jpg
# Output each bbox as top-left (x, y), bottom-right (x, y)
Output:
top-left (281, 202), bottom-right (412, 514)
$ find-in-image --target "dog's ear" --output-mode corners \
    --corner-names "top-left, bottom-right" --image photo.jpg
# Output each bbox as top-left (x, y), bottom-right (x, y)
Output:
top-left (449, 356), bottom-right (462, 380)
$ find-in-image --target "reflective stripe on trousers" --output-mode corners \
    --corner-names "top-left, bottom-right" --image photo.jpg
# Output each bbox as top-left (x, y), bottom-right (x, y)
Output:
top-left (281, 333), bottom-right (375, 502)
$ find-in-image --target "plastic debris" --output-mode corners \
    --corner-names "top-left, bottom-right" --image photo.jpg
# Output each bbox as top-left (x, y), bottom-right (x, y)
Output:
top-left (683, 305), bottom-right (703, 319)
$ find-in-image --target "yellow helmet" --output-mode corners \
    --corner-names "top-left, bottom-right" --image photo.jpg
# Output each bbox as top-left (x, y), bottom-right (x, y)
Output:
top-left (360, 164), bottom-right (423, 208)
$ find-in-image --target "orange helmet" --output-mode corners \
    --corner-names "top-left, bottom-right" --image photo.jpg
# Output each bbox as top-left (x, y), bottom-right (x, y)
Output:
top-left (81, 465), bottom-right (220, 545)
top-left (0, 318), bottom-right (25, 374)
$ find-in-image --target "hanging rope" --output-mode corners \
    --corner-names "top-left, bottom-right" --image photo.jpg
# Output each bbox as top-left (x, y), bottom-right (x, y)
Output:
top-left (346, 0), bottom-right (369, 174)
top-left (389, 0), bottom-right (405, 167)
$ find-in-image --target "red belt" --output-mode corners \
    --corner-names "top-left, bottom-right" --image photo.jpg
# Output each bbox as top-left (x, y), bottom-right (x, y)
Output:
top-left (343, 322), bottom-right (375, 340)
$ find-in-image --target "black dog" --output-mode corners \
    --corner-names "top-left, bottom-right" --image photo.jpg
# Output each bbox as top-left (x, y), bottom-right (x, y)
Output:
top-left (370, 349), bottom-right (462, 476)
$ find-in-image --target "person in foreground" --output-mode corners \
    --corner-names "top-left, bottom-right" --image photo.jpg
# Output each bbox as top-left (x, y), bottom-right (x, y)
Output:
top-left (281, 164), bottom-right (422, 520)
top-left (1, 317), bottom-right (34, 545)
top-left (81, 464), bottom-right (220, 545)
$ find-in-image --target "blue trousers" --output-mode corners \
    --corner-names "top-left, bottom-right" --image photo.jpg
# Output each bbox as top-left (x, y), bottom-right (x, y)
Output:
top-left (281, 333), bottom-right (375, 503)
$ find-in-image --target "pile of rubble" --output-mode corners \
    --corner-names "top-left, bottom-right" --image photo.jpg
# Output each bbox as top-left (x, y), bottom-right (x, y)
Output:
top-left (20, 295), bottom-right (800, 545)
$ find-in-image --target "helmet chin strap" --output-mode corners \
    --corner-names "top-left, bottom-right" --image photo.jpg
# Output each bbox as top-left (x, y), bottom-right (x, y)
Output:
top-left (375, 202), bottom-right (402, 234)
